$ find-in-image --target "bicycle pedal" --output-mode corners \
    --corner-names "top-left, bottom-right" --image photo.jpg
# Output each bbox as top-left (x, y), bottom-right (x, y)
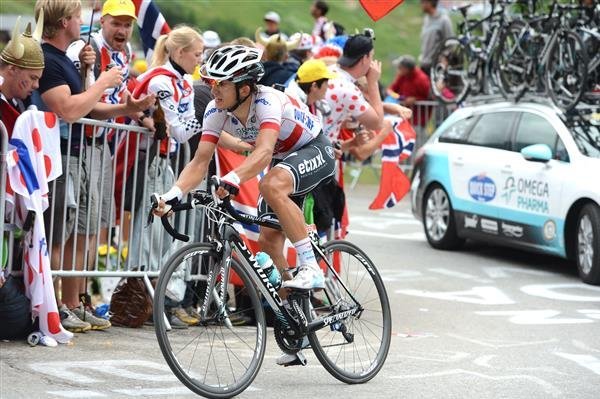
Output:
top-left (283, 352), bottom-right (308, 367)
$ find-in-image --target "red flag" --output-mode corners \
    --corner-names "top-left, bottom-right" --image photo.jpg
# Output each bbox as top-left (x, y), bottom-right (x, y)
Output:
top-left (369, 117), bottom-right (416, 210)
top-left (215, 148), bottom-right (297, 285)
top-left (359, 0), bottom-right (404, 21)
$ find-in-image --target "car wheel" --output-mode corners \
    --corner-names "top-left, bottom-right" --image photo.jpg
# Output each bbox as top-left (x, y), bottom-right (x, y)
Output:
top-left (423, 184), bottom-right (464, 250)
top-left (575, 203), bottom-right (600, 285)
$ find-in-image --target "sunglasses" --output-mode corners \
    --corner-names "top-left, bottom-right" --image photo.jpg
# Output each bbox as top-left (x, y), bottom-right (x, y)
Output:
top-left (201, 77), bottom-right (225, 88)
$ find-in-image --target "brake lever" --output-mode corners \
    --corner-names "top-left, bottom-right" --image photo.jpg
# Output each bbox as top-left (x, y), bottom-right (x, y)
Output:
top-left (147, 193), bottom-right (159, 227)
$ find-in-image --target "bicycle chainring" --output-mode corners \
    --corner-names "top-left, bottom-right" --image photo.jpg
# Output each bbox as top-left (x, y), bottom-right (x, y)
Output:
top-left (273, 317), bottom-right (305, 355)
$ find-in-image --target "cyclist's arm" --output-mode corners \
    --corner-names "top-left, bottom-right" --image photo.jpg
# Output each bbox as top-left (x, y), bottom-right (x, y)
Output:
top-left (231, 128), bottom-right (277, 183)
top-left (173, 139), bottom-right (216, 194)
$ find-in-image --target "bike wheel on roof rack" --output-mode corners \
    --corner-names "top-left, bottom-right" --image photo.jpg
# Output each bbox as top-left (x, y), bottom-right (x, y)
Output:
top-left (430, 38), bottom-right (471, 105)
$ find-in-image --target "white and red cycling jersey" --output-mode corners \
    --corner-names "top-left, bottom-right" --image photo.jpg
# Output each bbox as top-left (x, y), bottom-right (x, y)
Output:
top-left (201, 86), bottom-right (322, 159)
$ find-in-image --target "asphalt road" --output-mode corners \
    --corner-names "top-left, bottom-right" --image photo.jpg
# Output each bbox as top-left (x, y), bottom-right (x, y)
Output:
top-left (1, 184), bottom-right (599, 399)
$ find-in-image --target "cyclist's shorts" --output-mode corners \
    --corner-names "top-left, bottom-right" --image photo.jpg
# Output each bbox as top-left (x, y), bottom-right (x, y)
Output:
top-left (258, 132), bottom-right (336, 218)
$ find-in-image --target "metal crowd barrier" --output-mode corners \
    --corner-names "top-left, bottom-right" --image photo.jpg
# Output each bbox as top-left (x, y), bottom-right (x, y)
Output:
top-left (0, 117), bottom-right (194, 299)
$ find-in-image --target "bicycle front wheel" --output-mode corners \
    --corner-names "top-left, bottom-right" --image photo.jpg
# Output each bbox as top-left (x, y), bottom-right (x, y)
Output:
top-left (430, 38), bottom-right (470, 104)
top-left (154, 243), bottom-right (266, 399)
top-left (309, 240), bottom-right (391, 384)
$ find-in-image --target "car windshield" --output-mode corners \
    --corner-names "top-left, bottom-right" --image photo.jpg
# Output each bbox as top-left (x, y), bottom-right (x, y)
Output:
top-left (568, 119), bottom-right (600, 159)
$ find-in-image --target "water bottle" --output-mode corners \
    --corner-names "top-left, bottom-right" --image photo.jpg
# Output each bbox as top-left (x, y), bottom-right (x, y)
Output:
top-left (255, 252), bottom-right (281, 290)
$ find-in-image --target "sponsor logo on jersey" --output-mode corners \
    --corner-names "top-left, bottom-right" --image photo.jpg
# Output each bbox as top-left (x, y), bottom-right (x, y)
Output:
top-left (298, 152), bottom-right (326, 175)
top-left (205, 107), bottom-right (218, 117)
top-left (469, 174), bottom-right (496, 202)
top-left (325, 145), bottom-right (335, 159)
top-left (178, 102), bottom-right (189, 113)
top-left (254, 98), bottom-right (270, 106)
top-left (156, 90), bottom-right (172, 100)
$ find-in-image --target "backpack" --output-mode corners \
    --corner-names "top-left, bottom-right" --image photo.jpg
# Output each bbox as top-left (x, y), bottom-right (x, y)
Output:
top-left (0, 275), bottom-right (33, 340)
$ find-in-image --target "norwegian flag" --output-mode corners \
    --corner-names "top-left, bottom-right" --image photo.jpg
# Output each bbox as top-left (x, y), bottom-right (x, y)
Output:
top-left (5, 110), bottom-right (73, 344)
top-left (214, 148), bottom-right (297, 285)
top-left (132, 0), bottom-right (171, 61)
top-left (369, 116), bottom-right (416, 210)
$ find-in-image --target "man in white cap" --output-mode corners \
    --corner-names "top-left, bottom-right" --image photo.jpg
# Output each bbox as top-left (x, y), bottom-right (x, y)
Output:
top-left (201, 30), bottom-right (221, 62)
top-left (261, 11), bottom-right (287, 40)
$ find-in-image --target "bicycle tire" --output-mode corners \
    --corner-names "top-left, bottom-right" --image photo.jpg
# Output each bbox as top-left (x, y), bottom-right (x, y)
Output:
top-left (545, 29), bottom-right (588, 111)
top-left (308, 240), bottom-right (391, 384)
top-left (154, 243), bottom-right (266, 399)
top-left (494, 20), bottom-right (529, 100)
top-left (430, 37), bottom-right (470, 104)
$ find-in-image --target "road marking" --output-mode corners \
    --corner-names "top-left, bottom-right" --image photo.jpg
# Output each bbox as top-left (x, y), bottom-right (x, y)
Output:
top-left (572, 339), bottom-right (600, 353)
top-left (349, 229), bottom-right (425, 241)
top-left (396, 286), bottom-right (514, 305)
top-left (554, 352), bottom-right (600, 376)
top-left (473, 355), bottom-right (496, 368)
top-left (476, 310), bottom-right (594, 325)
top-left (481, 266), bottom-right (553, 278)
top-left (521, 284), bottom-right (600, 301)
top-left (448, 334), bottom-right (558, 349)
top-left (393, 350), bottom-right (470, 363)
top-left (429, 268), bottom-right (493, 283)
top-left (389, 369), bottom-right (561, 397)
top-left (30, 360), bottom-right (176, 384)
top-left (47, 391), bottom-right (106, 398)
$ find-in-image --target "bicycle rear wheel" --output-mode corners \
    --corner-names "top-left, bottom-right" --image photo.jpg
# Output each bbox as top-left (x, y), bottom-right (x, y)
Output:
top-left (154, 243), bottom-right (266, 399)
top-left (430, 38), bottom-right (470, 104)
top-left (309, 240), bottom-right (391, 384)
top-left (545, 29), bottom-right (588, 111)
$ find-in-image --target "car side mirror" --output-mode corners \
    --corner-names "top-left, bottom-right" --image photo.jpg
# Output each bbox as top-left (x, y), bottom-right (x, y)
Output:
top-left (521, 144), bottom-right (552, 163)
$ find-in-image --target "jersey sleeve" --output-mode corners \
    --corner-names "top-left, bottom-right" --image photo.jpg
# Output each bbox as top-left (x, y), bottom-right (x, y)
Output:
top-left (200, 101), bottom-right (225, 144)
top-left (342, 84), bottom-right (370, 118)
top-left (254, 92), bottom-right (283, 132)
top-left (148, 76), bottom-right (201, 143)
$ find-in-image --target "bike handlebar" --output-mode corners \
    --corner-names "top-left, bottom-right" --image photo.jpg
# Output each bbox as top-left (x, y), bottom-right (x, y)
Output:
top-left (150, 176), bottom-right (282, 242)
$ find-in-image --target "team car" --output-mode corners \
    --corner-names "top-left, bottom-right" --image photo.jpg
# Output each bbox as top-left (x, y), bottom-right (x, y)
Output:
top-left (411, 101), bottom-right (600, 285)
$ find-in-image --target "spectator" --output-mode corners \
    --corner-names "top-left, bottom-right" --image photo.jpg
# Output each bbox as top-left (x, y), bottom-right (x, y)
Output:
top-left (255, 31), bottom-right (300, 87)
top-left (0, 16), bottom-right (44, 136)
top-left (126, 25), bottom-right (204, 328)
top-left (387, 55), bottom-right (431, 127)
top-left (419, 0), bottom-right (454, 76)
top-left (311, 1), bottom-right (330, 42)
top-left (33, 0), bottom-right (154, 333)
top-left (66, 0), bottom-right (155, 304)
top-left (322, 33), bottom-right (411, 146)
top-left (201, 30), bottom-right (221, 62)
top-left (259, 11), bottom-right (287, 41)
top-left (283, 32), bottom-right (315, 74)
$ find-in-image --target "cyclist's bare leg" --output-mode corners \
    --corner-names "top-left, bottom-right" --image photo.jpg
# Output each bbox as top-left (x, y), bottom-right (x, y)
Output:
top-left (259, 168), bottom-right (308, 243)
top-left (258, 226), bottom-right (290, 278)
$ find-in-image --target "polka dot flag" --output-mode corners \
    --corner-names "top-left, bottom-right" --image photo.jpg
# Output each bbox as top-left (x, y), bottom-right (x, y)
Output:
top-left (6, 110), bottom-right (73, 344)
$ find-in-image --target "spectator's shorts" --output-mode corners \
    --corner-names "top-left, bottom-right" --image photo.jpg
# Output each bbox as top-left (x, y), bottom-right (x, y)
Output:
top-left (45, 143), bottom-right (113, 244)
top-left (258, 132), bottom-right (336, 218)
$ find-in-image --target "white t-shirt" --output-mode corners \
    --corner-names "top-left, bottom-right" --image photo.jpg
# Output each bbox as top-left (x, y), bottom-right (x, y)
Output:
top-left (322, 65), bottom-right (370, 141)
top-left (201, 86), bottom-right (321, 159)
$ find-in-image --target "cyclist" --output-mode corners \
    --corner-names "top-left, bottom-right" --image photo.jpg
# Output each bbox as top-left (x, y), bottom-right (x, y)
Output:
top-left (153, 45), bottom-right (336, 293)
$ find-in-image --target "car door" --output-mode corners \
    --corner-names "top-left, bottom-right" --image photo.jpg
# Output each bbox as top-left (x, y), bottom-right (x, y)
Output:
top-left (495, 111), bottom-right (568, 252)
top-left (447, 111), bottom-right (518, 238)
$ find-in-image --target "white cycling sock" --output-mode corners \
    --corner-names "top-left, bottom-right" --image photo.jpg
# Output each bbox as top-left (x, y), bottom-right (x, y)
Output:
top-left (293, 237), bottom-right (318, 269)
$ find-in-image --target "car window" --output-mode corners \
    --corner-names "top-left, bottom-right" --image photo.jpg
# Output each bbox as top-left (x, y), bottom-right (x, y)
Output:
top-left (438, 116), bottom-right (477, 144)
top-left (514, 113), bottom-right (566, 160)
top-left (465, 112), bottom-right (515, 150)
top-left (570, 121), bottom-right (600, 159)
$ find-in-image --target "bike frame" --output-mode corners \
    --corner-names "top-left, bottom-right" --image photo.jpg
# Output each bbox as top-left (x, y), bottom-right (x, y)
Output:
top-left (190, 197), bottom-right (364, 338)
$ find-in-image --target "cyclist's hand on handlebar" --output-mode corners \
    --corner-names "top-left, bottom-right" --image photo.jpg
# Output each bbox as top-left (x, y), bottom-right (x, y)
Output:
top-left (151, 186), bottom-right (183, 217)
top-left (214, 172), bottom-right (240, 199)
